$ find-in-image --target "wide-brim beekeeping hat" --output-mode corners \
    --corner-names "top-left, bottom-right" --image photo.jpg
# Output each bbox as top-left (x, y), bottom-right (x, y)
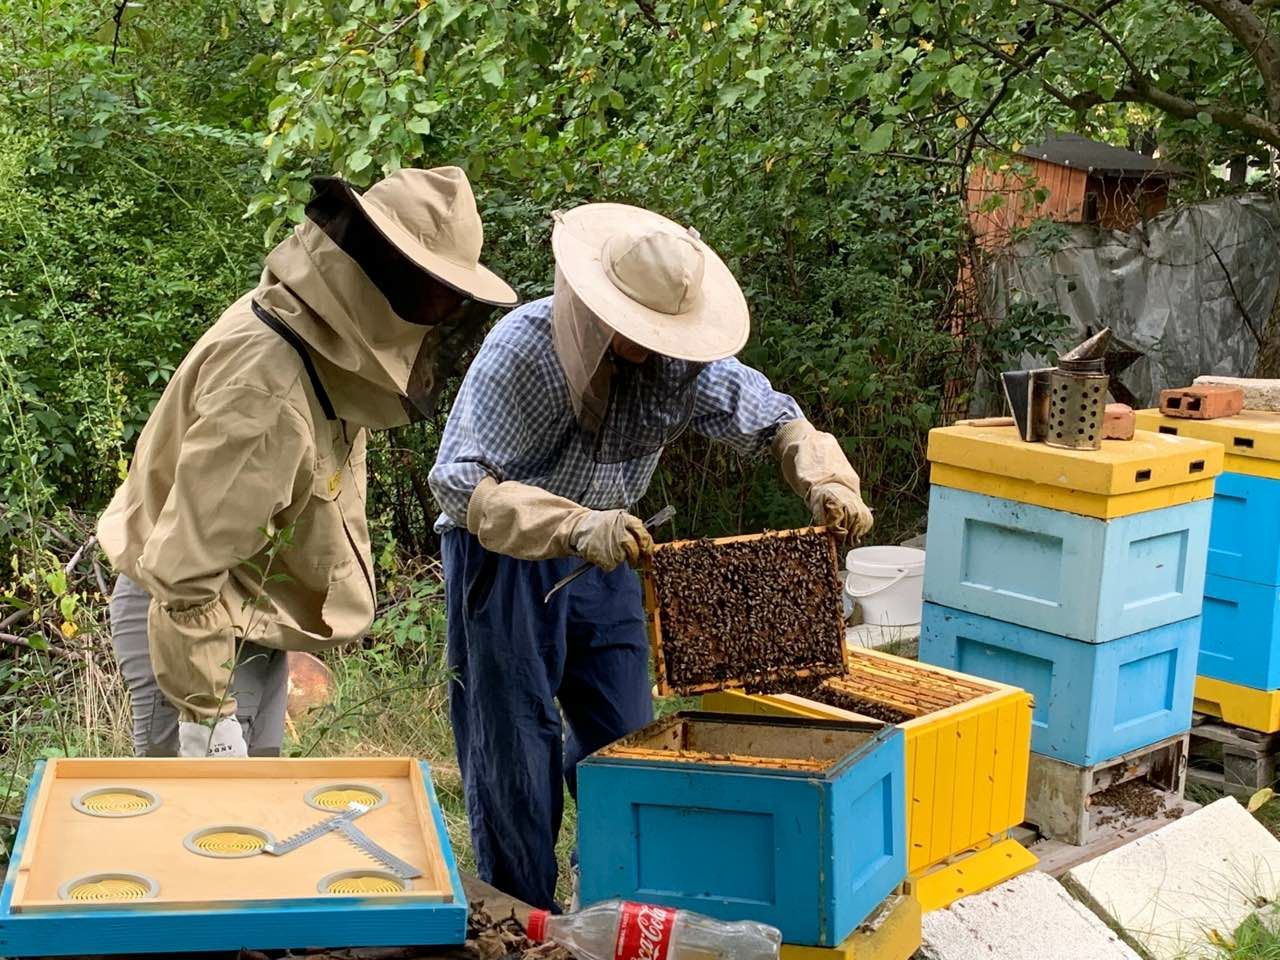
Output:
top-left (316, 167), bottom-right (518, 309)
top-left (550, 203), bottom-right (749, 362)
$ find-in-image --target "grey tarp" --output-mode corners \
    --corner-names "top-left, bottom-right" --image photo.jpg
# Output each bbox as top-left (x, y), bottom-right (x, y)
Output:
top-left (982, 193), bottom-right (1280, 409)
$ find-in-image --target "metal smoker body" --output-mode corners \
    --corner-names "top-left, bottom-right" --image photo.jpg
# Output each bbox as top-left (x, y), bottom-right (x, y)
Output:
top-left (1001, 329), bottom-right (1112, 450)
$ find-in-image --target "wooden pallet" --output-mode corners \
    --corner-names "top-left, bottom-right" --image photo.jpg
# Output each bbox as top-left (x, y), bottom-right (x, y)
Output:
top-left (1188, 715), bottom-right (1280, 799)
top-left (1024, 733), bottom-right (1188, 846)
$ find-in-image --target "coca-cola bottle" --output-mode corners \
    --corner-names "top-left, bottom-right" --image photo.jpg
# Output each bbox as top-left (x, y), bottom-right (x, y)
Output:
top-left (526, 899), bottom-right (782, 960)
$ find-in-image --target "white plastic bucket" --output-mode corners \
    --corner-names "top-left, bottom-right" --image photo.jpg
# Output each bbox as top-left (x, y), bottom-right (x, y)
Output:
top-left (845, 546), bottom-right (926, 627)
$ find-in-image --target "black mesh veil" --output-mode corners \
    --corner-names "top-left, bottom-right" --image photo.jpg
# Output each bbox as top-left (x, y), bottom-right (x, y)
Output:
top-left (306, 176), bottom-right (498, 422)
top-left (589, 352), bottom-right (706, 463)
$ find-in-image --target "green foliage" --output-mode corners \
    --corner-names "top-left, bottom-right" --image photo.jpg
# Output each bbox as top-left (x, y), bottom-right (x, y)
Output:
top-left (0, 1), bottom-right (271, 519)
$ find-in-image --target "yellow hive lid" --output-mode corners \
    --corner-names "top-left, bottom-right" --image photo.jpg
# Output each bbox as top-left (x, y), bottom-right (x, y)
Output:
top-left (927, 424), bottom-right (1222, 498)
top-left (1135, 410), bottom-right (1280, 478)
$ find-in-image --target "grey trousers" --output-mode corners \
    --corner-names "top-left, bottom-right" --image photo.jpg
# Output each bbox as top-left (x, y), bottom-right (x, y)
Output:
top-left (109, 574), bottom-right (289, 757)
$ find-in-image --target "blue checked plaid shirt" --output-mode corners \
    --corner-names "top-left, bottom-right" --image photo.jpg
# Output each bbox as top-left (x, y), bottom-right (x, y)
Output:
top-left (429, 297), bottom-right (804, 532)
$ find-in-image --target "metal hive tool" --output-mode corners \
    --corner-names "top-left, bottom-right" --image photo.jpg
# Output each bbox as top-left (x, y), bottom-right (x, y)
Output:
top-left (262, 802), bottom-right (421, 879)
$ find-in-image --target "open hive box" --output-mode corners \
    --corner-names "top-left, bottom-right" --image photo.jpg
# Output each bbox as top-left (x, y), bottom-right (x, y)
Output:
top-left (577, 711), bottom-right (907, 949)
top-left (643, 526), bottom-right (848, 696)
top-left (0, 758), bottom-right (465, 957)
top-left (705, 648), bottom-right (1036, 912)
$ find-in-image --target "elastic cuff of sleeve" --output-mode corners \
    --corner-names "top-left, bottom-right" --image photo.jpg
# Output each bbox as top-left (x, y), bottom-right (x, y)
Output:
top-left (770, 417), bottom-right (812, 455)
top-left (164, 596), bottom-right (221, 624)
top-left (465, 476), bottom-right (499, 535)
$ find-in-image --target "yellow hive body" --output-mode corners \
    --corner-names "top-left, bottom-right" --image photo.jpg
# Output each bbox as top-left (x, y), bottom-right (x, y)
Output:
top-left (704, 648), bottom-right (1035, 911)
top-left (1134, 410), bottom-right (1280, 478)
top-left (780, 892), bottom-right (921, 960)
top-left (1194, 676), bottom-right (1280, 733)
top-left (926, 424), bottom-right (1222, 514)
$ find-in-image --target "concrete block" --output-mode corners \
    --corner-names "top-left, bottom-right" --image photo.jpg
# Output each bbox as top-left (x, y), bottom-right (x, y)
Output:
top-left (918, 871), bottom-right (1140, 960)
top-left (1161, 385), bottom-right (1245, 420)
top-left (1195, 376), bottom-right (1280, 413)
top-left (1104, 403), bottom-right (1136, 440)
top-left (1064, 797), bottom-right (1280, 960)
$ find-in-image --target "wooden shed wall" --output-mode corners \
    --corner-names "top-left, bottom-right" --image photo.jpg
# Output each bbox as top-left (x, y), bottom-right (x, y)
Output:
top-left (967, 160), bottom-right (1088, 247)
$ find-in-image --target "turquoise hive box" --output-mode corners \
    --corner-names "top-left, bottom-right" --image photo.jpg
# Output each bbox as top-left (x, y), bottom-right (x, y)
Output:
top-left (1202, 574), bottom-right (1280, 689)
top-left (1206, 471), bottom-right (1280, 585)
top-left (577, 712), bottom-right (906, 948)
top-left (923, 485), bottom-right (1211, 643)
top-left (920, 602), bottom-right (1199, 766)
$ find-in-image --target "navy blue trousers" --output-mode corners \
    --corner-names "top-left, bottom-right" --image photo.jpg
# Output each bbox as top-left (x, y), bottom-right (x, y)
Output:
top-left (442, 529), bottom-right (653, 909)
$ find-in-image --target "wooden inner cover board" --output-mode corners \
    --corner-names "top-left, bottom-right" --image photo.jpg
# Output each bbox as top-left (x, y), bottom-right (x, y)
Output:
top-left (598, 713), bottom-right (878, 772)
top-left (9, 758), bottom-right (454, 912)
top-left (643, 527), bottom-right (848, 696)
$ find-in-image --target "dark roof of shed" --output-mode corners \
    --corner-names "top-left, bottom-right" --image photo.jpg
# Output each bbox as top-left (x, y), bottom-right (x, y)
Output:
top-left (1017, 130), bottom-right (1180, 177)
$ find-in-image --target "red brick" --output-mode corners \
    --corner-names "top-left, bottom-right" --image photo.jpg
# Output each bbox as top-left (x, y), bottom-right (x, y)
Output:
top-left (1103, 403), bottom-right (1136, 440)
top-left (1160, 384), bottom-right (1245, 420)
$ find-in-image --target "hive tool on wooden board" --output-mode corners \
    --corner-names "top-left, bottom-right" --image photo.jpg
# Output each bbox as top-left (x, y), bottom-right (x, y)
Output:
top-left (1001, 327), bottom-right (1112, 446)
top-left (262, 801), bottom-right (422, 879)
top-left (543, 504), bottom-right (676, 603)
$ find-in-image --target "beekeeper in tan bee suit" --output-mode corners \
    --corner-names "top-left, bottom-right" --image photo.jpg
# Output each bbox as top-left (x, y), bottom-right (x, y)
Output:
top-left (98, 168), bottom-right (517, 758)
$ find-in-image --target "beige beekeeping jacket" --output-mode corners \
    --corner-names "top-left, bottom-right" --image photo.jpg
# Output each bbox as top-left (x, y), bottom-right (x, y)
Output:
top-left (98, 219), bottom-right (432, 721)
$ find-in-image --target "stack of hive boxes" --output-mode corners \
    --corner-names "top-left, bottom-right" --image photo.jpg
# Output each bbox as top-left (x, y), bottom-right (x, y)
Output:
top-left (919, 424), bottom-right (1222, 841)
top-left (1135, 410), bottom-right (1280, 733)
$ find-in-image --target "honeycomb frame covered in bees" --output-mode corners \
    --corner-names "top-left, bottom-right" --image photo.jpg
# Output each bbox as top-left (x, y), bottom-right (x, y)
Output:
top-left (643, 526), bottom-right (848, 696)
top-left (0, 757), bottom-right (467, 956)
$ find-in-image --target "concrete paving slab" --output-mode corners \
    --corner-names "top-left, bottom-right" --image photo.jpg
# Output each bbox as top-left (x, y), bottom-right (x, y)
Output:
top-left (1064, 797), bottom-right (1280, 960)
top-left (918, 871), bottom-right (1140, 960)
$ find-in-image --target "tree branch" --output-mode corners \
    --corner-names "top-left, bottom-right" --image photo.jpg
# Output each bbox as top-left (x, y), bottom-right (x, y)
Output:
top-left (110, 0), bottom-right (128, 65)
top-left (0, 632), bottom-right (78, 661)
top-left (1186, 0), bottom-right (1280, 103)
top-left (1032, 0), bottom-right (1145, 78)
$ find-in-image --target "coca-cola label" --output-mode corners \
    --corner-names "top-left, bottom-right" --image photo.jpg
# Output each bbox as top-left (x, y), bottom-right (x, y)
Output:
top-left (614, 901), bottom-right (677, 960)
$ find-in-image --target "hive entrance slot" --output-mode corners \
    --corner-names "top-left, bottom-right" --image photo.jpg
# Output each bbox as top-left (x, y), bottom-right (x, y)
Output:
top-left (1234, 436), bottom-right (1255, 448)
top-left (72, 786), bottom-right (160, 818)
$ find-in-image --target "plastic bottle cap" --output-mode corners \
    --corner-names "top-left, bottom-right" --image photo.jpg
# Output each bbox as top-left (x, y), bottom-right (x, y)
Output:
top-left (526, 908), bottom-right (549, 942)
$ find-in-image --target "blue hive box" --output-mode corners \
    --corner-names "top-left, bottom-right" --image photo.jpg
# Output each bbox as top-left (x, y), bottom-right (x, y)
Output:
top-left (1208, 472), bottom-right (1280, 585)
top-left (923, 486), bottom-right (1211, 643)
top-left (1201, 573), bottom-right (1280, 689)
top-left (577, 712), bottom-right (906, 948)
top-left (920, 603), bottom-right (1199, 766)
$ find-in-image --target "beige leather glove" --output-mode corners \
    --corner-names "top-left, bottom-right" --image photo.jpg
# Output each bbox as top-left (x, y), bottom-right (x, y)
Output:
top-left (467, 477), bottom-right (651, 570)
top-left (468, 477), bottom-right (592, 560)
top-left (772, 419), bottom-right (874, 545)
top-left (570, 511), bottom-right (654, 571)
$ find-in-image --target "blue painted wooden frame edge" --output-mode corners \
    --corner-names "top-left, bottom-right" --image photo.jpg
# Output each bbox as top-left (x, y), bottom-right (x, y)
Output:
top-left (0, 760), bottom-right (469, 956)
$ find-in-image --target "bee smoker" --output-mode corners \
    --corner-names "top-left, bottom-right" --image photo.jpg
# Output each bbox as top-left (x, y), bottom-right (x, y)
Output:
top-left (1001, 328), bottom-right (1112, 451)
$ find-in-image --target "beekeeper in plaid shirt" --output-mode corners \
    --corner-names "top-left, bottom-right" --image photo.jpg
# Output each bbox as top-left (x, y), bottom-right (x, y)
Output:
top-left (428, 202), bottom-right (874, 909)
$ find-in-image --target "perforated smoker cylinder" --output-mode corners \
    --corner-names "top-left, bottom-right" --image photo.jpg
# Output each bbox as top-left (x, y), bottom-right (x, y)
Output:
top-left (1046, 363), bottom-right (1109, 451)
